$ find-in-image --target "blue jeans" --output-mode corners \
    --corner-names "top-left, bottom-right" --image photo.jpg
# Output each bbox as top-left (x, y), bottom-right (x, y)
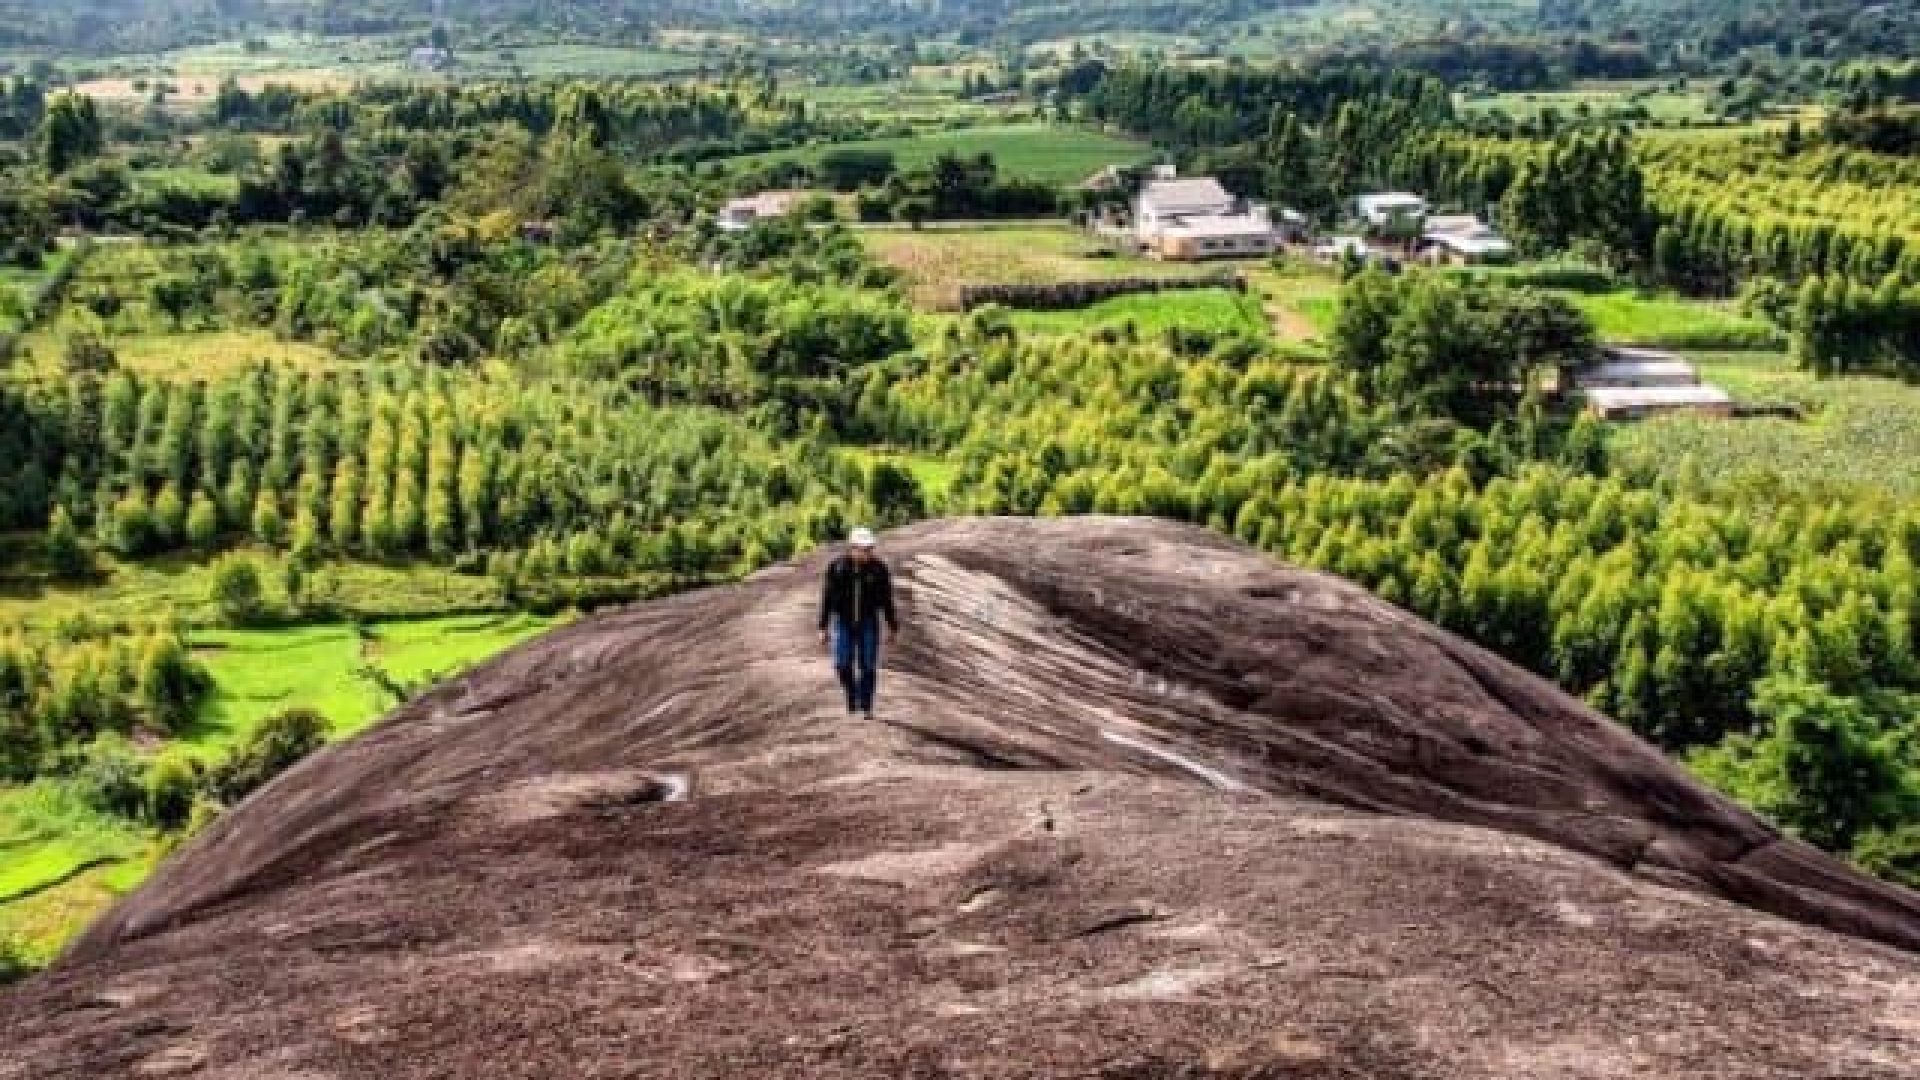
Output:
top-left (833, 618), bottom-right (881, 712)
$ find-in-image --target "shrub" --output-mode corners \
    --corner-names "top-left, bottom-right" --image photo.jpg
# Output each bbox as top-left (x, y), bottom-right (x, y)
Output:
top-left (144, 751), bottom-right (200, 829)
top-left (71, 733), bottom-right (146, 819)
top-left (206, 707), bottom-right (326, 805)
top-left (209, 553), bottom-right (267, 625)
top-left (0, 935), bottom-right (29, 986)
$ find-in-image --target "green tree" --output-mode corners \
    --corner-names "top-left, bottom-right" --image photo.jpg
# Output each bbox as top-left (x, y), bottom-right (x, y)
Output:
top-left (209, 553), bottom-right (267, 626)
top-left (46, 504), bottom-right (89, 579)
top-left (206, 707), bottom-right (326, 805)
top-left (40, 92), bottom-right (102, 175)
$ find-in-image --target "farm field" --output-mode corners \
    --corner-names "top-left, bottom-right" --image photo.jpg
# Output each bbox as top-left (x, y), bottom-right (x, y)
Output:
top-left (0, 546), bottom-right (508, 631)
top-left (862, 225), bottom-right (1221, 309)
top-left (725, 123), bottom-right (1151, 187)
top-left (1459, 84), bottom-right (1715, 126)
top-left (1006, 286), bottom-right (1271, 342)
top-left (1557, 288), bottom-right (1784, 350)
top-left (798, 82), bottom-right (1007, 125)
top-left (191, 613), bottom-right (559, 748)
top-left (1248, 262), bottom-right (1342, 347)
top-left (12, 328), bottom-right (340, 382)
top-left (1610, 352), bottom-right (1920, 501)
top-left (0, 611), bottom-right (557, 961)
top-left (445, 45), bottom-right (707, 79)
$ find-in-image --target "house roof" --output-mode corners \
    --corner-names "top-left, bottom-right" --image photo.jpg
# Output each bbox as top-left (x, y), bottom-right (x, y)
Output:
top-left (1140, 177), bottom-right (1233, 211)
top-left (1358, 192), bottom-right (1428, 210)
top-left (1602, 345), bottom-right (1687, 365)
top-left (1584, 384), bottom-right (1730, 410)
top-left (1578, 360), bottom-right (1700, 386)
top-left (1427, 231), bottom-right (1512, 256)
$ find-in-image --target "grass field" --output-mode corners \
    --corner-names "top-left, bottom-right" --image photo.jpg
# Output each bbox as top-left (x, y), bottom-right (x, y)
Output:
top-left (727, 123), bottom-right (1150, 187)
top-left (448, 45), bottom-right (704, 79)
top-left (0, 609), bottom-right (557, 961)
top-left (798, 82), bottom-right (1009, 125)
top-left (1006, 287), bottom-right (1271, 341)
top-left (1558, 289), bottom-right (1784, 351)
top-left (0, 782), bottom-right (154, 965)
top-left (12, 328), bottom-right (340, 382)
top-left (190, 612), bottom-right (558, 748)
top-left (0, 546), bottom-right (508, 632)
top-left (1459, 85), bottom-right (1715, 126)
top-left (1249, 262), bottom-right (1343, 348)
top-left (863, 225), bottom-right (1222, 309)
top-left (1610, 352), bottom-right (1920, 501)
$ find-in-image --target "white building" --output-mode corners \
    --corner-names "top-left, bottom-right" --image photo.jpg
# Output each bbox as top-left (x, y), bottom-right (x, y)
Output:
top-left (1133, 176), bottom-right (1278, 261)
top-left (1312, 236), bottom-right (1371, 263)
top-left (1580, 347), bottom-right (1701, 388)
top-left (1584, 384), bottom-right (1734, 421)
top-left (718, 191), bottom-right (804, 232)
top-left (1420, 214), bottom-right (1513, 265)
top-left (1576, 347), bottom-right (1733, 420)
top-left (1356, 192), bottom-right (1430, 231)
top-left (408, 46), bottom-right (453, 71)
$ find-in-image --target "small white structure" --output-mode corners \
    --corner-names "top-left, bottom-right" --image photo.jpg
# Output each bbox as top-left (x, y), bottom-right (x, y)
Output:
top-left (1420, 214), bottom-right (1513, 265)
top-left (1356, 192), bottom-right (1429, 231)
top-left (718, 191), bottom-right (803, 232)
top-left (408, 46), bottom-right (453, 71)
top-left (1576, 347), bottom-right (1733, 420)
top-left (1584, 384), bottom-right (1734, 421)
top-left (1133, 175), bottom-right (1277, 260)
top-left (1580, 347), bottom-right (1702, 388)
top-left (1313, 236), bottom-right (1370, 263)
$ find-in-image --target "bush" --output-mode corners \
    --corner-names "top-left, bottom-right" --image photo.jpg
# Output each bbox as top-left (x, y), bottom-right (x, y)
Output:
top-left (71, 733), bottom-right (146, 820)
top-left (206, 707), bottom-right (326, 805)
top-left (1854, 825), bottom-right (1920, 890)
top-left (0, 935), bottom-right (29, 986)
top-left (209, 553), bottom-right (267, 625)
top-left (144, 751), bottom-right (200, 828)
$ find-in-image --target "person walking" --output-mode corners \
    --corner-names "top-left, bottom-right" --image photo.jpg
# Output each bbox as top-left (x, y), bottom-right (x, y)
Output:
top-left (818, 527), bottom-right (899, 720)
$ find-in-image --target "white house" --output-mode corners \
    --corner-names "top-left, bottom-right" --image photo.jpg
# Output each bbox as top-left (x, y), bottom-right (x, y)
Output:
top-left (1356, 192), bottom-right (1429, 231)
top-left (1420, 214), bottom-right (1513, 265)
top-left (718, 191), bottom-right (803, 232)
top-left (1133, 176), bottom-right (1278, 261)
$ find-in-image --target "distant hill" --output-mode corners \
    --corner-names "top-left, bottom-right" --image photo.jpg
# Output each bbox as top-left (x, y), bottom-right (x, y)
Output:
top-left (1, 0), bottom-right (1911, 61)
top-left (4, 518), bottom-right (1918, 1077)
top-left (1541, 0), bottom-right (1919, 61)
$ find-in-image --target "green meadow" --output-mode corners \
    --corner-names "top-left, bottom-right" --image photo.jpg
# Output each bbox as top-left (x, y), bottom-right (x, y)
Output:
top-left (1560, 289), bottom-right (1784, 350)
top-left (0, 610), bottom-right (557, 961)
top-left (1005, 287), bottom-right (1271, 341)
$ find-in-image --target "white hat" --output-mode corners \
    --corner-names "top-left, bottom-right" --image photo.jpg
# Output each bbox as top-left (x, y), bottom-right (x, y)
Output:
top-left (849, 526), bottom-right (877, 548)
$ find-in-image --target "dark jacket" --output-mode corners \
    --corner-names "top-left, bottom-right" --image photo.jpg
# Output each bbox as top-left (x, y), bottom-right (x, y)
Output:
top-left (819, 555), bottom-right (898, 632)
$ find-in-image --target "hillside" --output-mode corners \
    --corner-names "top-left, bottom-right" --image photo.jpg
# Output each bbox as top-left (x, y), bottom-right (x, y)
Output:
top-left (3, 517), bottom-right (1918, 1078)
top-left (3, 0), bottom-right (1910, 57)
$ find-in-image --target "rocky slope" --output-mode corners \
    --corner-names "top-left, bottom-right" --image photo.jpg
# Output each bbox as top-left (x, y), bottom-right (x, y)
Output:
top-left (5, 517), bottom-right (1920, 1079)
